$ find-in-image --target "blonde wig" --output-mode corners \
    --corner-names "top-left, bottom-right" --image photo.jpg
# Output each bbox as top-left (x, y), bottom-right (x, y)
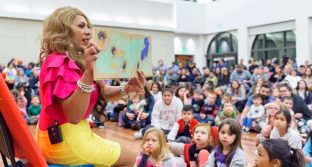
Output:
top-left (40, 6), bottom-right (92, 69)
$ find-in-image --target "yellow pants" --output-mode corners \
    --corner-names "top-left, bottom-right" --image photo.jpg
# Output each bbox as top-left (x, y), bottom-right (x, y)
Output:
top-left (35, 120), bottom-right (120, 167)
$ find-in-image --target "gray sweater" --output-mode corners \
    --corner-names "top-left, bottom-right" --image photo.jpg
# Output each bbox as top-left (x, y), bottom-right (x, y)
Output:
top-left (270, 127), bottom-right (302, 149)
top-left (204, 148), bottom-right (246, 167)
top-left (151, 96), bottom-right (183, 131)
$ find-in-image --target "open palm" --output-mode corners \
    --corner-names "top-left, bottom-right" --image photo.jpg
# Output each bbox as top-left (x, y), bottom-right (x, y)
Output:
top-left (127, 71), bottom-right (146, 93)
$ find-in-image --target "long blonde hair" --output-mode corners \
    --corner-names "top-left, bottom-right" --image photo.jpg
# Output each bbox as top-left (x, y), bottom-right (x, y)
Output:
top-left (40, 6), bottom-right (91, 69)
top-left (141, 128), bottom-right (171, 162)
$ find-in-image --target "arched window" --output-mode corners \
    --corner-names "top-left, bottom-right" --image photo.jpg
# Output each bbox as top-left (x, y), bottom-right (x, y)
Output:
top-left (206, 32), bottom-right (238, 68)
top-left (251, 30), bottom-right (296, 64)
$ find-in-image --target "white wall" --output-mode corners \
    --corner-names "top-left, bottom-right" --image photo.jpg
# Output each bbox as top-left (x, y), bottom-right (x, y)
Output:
top-left (174, 34), bottom-right (199, 55)
top-left (0, 0), bottom-right (175, 66)
top-left (174, 0), bottom-right (312, 66)
top-left (0, 0), bottom-right (175, 31)
top-left (198, 0), bottom-right (312, 34)
top-left (175, 2), bottom-right (207, 34)
top-left (0, 17), bottom-right (174, 66)
top-left (2, 0), bottom-right (312, 68)
top-left (0, 18), bottom-right (42, 65)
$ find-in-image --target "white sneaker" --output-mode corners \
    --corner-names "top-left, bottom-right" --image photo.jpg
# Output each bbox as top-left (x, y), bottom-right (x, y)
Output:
top-left (133, 131), bottom-right (143, 139)
top-left (98, 125), bottom-right (105, 129)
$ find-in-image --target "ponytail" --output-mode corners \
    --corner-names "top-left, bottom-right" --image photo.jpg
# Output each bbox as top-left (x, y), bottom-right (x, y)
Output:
top-left (290, 148), bottom-right (305, 167)
top-left (261, 139), bottom-right (305, 167)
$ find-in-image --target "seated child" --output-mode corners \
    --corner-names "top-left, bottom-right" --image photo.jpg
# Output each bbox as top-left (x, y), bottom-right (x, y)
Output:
top-left (242, 94), bottom-right (265, 132)
top-left (105, 101), bottom-right (116, 121)
top-left (215, 101), bottom-right (237, 126)
top-left (281, 96), bottom-right (307, 138)
top-left (16, 95), bottom-right (27, 118)
top-left (188, 123), bottom-right (214, 167)
top-left (26, 95), bottom-right (41, 125)
top-left (205, 118), bottom-right (246, 167)
top-left (134, 127), bottom-right (176, 167)
top-left (167, 105), bottom-right (199, 143)
top-left (254, 139), bottom-right (305, 167)
top-left (191, 89), bottom-right (204, 116)
top-left (112, 96), bottom-right (128, 126)
top-left (12, 89), bottom-right (28, 118)
top-left (123, 93), bottom-right (146, 130)
top-left (257, 102), bottom-right (280, 142)
top-left (132, 87), bottom-right (183, 139)
top-left (221, 93), bottom-right (231, 106)
top-left (195, 92), bottom-right (219, 125)
top-left (271, 87), bottom-right (280, 101)
top-left (90, 99), bottom-right (106, 128)
top-left (270, 110), bottom-right (302, 149)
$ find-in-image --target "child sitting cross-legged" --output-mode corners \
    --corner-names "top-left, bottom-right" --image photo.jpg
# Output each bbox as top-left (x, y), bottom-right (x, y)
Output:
top-left (167, 105), bottom-right (199, 143)
top-left (122, 93), bottom-right (146, 130)
top-left (242, 94), bottom-right (265, 132)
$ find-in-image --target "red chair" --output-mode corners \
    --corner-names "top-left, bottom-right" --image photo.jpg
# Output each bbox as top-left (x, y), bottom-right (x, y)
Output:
top-left (0, 75), bottom-right (47, 167)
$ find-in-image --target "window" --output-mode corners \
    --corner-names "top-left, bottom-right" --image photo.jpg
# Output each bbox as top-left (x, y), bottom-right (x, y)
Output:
top-left (251, 30), bottom-right (296, 64)
top-left (206, 32), bottom-right (238, 68)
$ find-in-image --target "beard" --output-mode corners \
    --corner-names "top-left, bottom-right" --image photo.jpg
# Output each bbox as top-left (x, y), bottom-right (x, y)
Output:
top-left (261, 94), bottom-right (269, 101)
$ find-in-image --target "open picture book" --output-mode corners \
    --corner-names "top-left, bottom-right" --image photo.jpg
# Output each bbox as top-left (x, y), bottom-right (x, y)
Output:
top-left (93, 28), bottom-right (153, 79)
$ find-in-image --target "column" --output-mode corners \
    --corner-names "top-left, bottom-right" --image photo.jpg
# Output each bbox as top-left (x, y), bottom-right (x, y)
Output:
top-left (237, 27), bottom-right (249, 65)
top-left (295, 17), bottom-right (311, 66)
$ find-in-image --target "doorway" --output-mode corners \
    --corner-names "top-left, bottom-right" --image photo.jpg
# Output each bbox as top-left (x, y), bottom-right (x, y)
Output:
top-left (175, 55), bottom-right (194, 67)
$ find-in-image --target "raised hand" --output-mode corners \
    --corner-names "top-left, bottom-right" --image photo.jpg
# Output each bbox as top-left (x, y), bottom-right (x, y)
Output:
top-left (126, 71), bottom-right (146, 94)
top-left (83, 42), bottom-right (100, 70)
top-left (142, 143), bottom-right (152, 155)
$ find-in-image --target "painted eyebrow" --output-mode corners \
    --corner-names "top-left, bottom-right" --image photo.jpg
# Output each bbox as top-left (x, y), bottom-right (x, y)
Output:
top-left (78, 22), bottom-right (86, 25)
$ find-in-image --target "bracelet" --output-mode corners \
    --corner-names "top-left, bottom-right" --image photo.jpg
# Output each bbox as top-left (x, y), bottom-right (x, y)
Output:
top-left (77, 79), bottom-right (95, 93)
top-left (120, 82), bottom-right (128, 97)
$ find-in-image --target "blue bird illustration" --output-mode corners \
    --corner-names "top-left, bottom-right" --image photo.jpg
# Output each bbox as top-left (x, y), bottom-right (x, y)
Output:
top-left (140, 37), bottom-right (149, 61)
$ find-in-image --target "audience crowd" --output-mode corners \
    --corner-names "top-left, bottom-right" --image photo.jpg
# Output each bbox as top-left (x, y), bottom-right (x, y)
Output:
top-left (2, 56), bottom-right (312, 167)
